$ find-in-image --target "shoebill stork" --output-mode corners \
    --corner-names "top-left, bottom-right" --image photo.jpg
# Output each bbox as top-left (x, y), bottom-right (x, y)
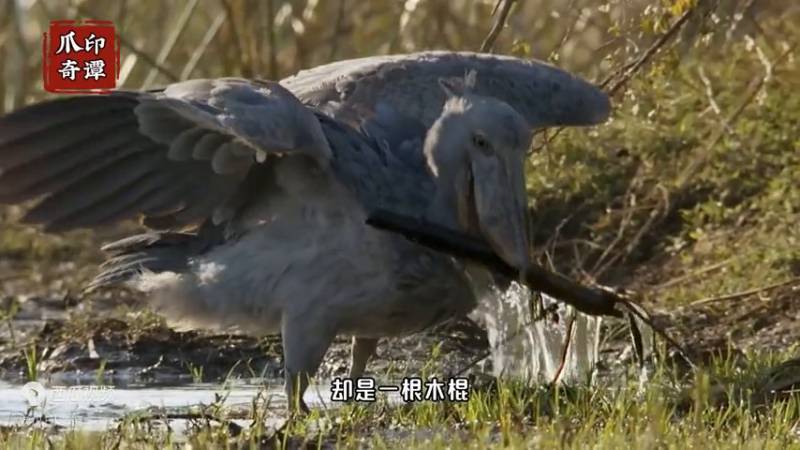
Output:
top-left (0, 52), bottom-right (610, 411)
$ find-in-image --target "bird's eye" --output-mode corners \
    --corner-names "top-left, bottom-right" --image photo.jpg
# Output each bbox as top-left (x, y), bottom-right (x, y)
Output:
top-left (472, 134), bottom-right (491, 154)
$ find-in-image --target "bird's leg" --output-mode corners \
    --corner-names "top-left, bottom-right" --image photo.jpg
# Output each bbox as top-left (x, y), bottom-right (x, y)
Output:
top-left (348, 337), bottom-right (378, 379)
top-left (281, 314), bottom-right (335, 413)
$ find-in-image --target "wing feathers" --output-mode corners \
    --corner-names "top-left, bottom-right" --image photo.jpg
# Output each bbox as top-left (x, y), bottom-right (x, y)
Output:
top-left (136, 102), bottom-right (194, 143)
top-left (211, 143), bottom-right (252, 174)
top-left (193, 133), bottom-right (228, 160)
top-left (23, 152), bottom-right (160, 225)
top-left (167, 127), bottom-right (208, 161)
top-left (44, 171), bottom-right (175, 231)
top-left (282, 51), bottom-right (611, 129)
top-left (0, 96), bottom-right (137, 147)
top-left (0, 112), bottom-right (135, 169)
top-left (0, 131), bottom-right (149, 202)
top-left (0, 78), bottom-right (331, 232)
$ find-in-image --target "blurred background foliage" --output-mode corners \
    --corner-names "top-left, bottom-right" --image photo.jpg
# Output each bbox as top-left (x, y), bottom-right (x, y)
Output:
top-left (0, 0), bottom-right (798, 311)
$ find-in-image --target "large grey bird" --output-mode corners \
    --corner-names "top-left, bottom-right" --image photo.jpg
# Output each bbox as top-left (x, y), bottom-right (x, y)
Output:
top-left (0, 52), bottom-right (609, 411)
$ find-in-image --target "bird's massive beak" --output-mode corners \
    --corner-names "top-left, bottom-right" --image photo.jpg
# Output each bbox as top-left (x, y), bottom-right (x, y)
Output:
top-left (460, 151), bottom-right (532, 274)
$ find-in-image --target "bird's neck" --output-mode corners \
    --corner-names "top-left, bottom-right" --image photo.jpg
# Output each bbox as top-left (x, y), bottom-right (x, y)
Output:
top-left (426, 182), bottom-right (461, 230)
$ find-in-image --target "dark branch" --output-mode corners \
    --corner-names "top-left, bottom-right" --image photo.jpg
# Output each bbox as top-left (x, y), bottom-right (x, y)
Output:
top-left (601, 7), bottom-right (695, 95)
top-left (366, 209), bottom-right (625, 318)
top-left (480, 0), bottom-right (516, 53)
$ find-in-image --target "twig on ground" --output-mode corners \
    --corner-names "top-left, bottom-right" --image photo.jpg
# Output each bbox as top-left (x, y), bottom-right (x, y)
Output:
top-left (653, 258), bottom-right (733, 291)
top-left (593, 188), bottom-right (669, 277)
top-left (620, 296), bottom-right (695, 369)
top-left (550, 313), bottom-right (576, 384)
top-left (689, 277), bottom-right (800, 307)
top-left (588, 167), bottom-right (644, 277)
top-left (627, 310), bottom-right (646, 368)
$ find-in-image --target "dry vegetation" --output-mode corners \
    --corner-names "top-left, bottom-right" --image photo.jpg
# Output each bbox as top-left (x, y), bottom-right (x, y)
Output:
top-left (0, 0), bottom-right (799, 448)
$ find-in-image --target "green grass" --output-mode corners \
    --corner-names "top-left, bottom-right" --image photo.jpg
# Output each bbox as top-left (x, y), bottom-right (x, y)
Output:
top-left (523, 30), bottom-right (800, 306)
top-left (22, 344), bottom-right (38, 383)
top-left (1, 350), bottom-right (798, 449)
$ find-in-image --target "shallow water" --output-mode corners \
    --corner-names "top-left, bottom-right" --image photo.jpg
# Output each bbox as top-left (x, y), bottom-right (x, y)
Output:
top-left (0, 379), bottom-right (334, 431)
top-left (0, 283), bottom-right (608, 433)
top-left (0, 374), bottom-right (414, 432)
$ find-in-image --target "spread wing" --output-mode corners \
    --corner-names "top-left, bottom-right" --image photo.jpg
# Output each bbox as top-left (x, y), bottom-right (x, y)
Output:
top-left (0, 78), bottom-right (331, 232)
top-left (281, 51), bottom-right (611, 129)
top-left (316, 111), bottom-right (435, 220)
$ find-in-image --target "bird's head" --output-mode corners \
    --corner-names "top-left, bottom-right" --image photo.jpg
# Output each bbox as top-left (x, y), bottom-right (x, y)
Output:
top-left (424, 72), bottom-right (532, 273)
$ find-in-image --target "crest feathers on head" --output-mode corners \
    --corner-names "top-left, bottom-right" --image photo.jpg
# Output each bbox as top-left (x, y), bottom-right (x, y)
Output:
top-left (438, 70), bottom-right (478, 98)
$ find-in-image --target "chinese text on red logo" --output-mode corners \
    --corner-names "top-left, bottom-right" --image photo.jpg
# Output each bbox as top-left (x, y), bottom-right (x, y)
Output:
top-left (43, 20), bottom-right (118, 94)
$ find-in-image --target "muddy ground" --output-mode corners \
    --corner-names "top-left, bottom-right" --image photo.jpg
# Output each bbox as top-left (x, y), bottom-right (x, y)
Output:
top-left (0, 214), bottom-right (798, 398)
top-left (0, 291), bottom-right (492, 386)
top-left (1, 251), bottom-right (798, 390)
